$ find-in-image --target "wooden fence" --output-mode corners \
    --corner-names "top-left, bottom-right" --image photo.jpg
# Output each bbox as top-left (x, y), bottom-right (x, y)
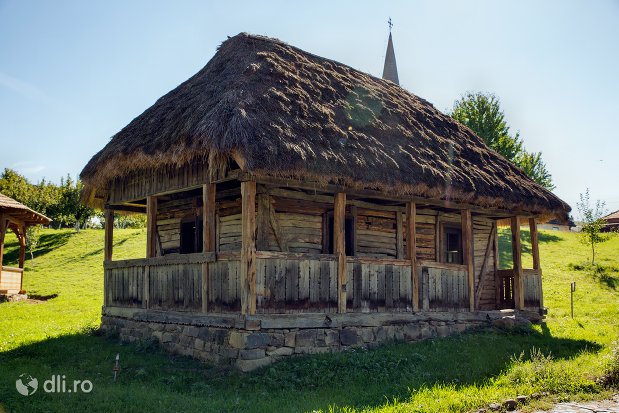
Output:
top-left (523, 268), bottom-right (543, 309)
top-left (104, 253), bottom-right (508, 314)
top-left (418, 261), bottom-right (469, 311)
top-left (0, 266), bottom-right (23, 294)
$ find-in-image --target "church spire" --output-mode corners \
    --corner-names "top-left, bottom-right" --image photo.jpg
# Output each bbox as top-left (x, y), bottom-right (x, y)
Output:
top-left (382, 18), bottom-right (400, 85)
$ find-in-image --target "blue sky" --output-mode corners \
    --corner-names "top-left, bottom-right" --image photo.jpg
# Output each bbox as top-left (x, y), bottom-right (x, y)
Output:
top-left (0, 0), bottom-right (617, 216)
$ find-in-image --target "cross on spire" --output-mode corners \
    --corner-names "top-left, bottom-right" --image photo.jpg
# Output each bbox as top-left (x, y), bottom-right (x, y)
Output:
top-left (388, 17), bottom-right (393, 32)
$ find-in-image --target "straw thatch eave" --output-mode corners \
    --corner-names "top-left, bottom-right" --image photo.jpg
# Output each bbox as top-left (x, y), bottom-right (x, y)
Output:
top-left (80, 33), bottom-right (570, 220)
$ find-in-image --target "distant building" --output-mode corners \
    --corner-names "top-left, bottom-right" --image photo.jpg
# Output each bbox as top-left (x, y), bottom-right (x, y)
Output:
top-left (601, 210), bottom-right (619, 232)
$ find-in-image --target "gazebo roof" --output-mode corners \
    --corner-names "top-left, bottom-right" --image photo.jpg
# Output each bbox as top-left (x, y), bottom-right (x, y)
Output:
top-left (0, 193), bottom-right (51, 227)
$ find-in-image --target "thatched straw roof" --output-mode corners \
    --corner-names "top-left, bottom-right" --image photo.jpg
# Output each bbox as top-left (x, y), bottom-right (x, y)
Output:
top-left (0, 193), bottom-right (51, 226)
top-left (81, 33), bottom-right (569, 219)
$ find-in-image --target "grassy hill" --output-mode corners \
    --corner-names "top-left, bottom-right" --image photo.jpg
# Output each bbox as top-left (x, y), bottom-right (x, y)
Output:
top-left (0, 228), bottom-right (617, 412)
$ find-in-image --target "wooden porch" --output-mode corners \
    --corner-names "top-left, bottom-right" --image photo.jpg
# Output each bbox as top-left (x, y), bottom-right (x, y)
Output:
top-left (102, 175), bottom-right (544, 316)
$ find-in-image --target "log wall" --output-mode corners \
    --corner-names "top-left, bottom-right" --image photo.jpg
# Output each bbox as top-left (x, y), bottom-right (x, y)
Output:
top-left (473, 217), bottom-right (497, 310)
top-left (157, 197), bottom-right (197, 254)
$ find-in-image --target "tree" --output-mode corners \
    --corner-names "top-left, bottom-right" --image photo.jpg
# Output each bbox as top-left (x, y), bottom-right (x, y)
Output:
top-left (576, 189), bottom-right (610, 265)
top-left (450, 92), bottom-right (555, 190)
top-left (25, 225), bottom-right (41, 264)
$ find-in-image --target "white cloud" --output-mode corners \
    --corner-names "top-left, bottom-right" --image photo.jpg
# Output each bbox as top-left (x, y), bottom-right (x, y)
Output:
top-left (0, 72), bottom-right (53, 104)
top-left (11, 161), bottom-right (46, 174)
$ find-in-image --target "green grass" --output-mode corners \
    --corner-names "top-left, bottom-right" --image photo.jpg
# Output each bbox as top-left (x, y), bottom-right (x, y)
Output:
top-left (0, 228), bottom-right (618, 412)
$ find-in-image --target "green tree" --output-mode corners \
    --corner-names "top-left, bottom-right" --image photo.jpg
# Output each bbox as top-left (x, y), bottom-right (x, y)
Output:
top-left (450, 92), bottom-right (554, 190)
top-left (576, 189), bottom-right (610, 265)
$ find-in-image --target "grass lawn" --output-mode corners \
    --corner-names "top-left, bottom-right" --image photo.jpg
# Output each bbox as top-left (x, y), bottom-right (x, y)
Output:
top-left (0, 228), bottom-right (617, 412)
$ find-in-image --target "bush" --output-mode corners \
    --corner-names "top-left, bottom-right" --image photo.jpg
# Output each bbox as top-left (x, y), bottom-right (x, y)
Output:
top-left (600, 341), bottom-right (619, 387)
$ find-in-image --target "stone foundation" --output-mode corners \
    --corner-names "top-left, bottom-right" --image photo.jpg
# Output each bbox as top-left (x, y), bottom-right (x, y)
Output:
top-left (100, 307), bottom-right (525, 372)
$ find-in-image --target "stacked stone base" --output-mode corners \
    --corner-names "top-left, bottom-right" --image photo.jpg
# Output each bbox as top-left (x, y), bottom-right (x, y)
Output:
top-left (100, 307), bottom-right (521, 372)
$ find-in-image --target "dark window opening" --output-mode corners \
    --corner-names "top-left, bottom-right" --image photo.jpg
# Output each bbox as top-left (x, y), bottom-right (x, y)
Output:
top-left (444, 227), bottom-right (463, 264)
top-left (180, 216), bottom-right (203, 254)
top-left (326, 215), bottom-right (355, 256)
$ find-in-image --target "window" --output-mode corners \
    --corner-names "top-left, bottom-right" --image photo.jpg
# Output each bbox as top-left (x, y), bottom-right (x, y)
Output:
top-left (443, 226), bottom-right (462, 264)
top-left (180, 216), bottom-right (203, 254)
top-left (325, 214), bottom-right (355, 256)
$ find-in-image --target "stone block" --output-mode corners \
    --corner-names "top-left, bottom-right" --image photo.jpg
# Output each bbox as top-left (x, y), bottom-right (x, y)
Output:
top-left (161, 332), bottom-right (174, 343)
top-left (295, 330), bottom-right (316, 347)
top-left (236, 357), bottom-right (273, 372)
top-left (340, 328), bottom-right (358, 346)
top-left (184, 326), bottom-right (199, 337)
top-left (295, 346), bottom-right (330, 355)
top-left (240, 348), bottom-right (266, 360)
top-left (403, 324), bottom-right (421, 341)
top-left (359, 328), bottom-right (375, 343)
top-left (194, 338), bottom-right (205, 350)
top-left (436, 325), bottom-right (450, 338)
top-left (245, 319), bottom-right (261, 330)
top-left (267, 347), bottom-right (294, 357)
top-left (284, 332), bottom-right (296, 347)
top-left (324, 329), bottom-right (339, 346)
top-left (229, 331), bottom-right (248, 349)
top-left (246, 332), bottom-right (271, 349)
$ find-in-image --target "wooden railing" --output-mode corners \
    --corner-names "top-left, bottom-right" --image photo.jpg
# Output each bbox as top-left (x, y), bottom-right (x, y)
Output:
top-left (0, 266), bottom-right (23, 294)
top-left (497, 268), bottom-right (542, 310)
top-left (417, 261), bottom-right (469, 311)
top-left (255, 251), bottom-right (338, 313)
top-left (346, 257), bottom-right (412, 312)
top-left (497, 269), bottom-right (515, 309)
top-left (104, 253), bottom-right (214, 311)
top-left (523, 269), bottom-right (542, 309)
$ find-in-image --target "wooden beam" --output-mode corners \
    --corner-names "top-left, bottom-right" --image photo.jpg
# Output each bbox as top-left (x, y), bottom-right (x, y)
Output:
top-left (511, 216), bottom-right (524, 310)
top-left (202, 183), bottom-right (216, 313)
top-left (18, 225), bottom-right (26, 269)
top-left (334, 192), bottom-right (347, 313)
top-left (146, 196), bottom-right (157, 258)
top-left (104, 204), bottom-right (146, 214)
top-left (462, 209), bottom-right (475, 311)
top-left (396, 211), bottom-right (404, 259)
top-left (406, 202), bottom-right (419, 311)
top-left (0, 214), bottom-right (7, 268)
top-left (493, 222), bottom-right (500, 309)
top-left (240, 181), bottom-right (257, 315)
top-left (529, 218), bottom-right (540, 270)
top-left (104, 209), bottom-right (114, 262)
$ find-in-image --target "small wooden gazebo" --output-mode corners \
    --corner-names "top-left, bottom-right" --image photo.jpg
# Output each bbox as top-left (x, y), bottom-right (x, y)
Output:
top-left (0, 193), bottom-right (50, 295)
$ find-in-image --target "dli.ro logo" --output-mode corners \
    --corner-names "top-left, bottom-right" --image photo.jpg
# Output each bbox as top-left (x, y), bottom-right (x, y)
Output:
top-left (16, 374), bottom-right (93, 396)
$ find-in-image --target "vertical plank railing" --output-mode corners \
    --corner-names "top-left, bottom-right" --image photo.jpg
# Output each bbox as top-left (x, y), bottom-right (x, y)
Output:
top-left (511, 216), bottom-right (524, 310)
top-left (241, 181), bottom-right (257, 315)
top-left (334, 192), bottom-right (347, 313)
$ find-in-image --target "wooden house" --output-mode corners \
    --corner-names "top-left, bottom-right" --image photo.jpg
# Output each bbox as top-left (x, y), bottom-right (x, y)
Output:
top-left (0, 193), bottom-right (50, 296)
top-left (80, 33), bottom-right (570, 370)
top-left (601, 210), bottom-right (619, 232)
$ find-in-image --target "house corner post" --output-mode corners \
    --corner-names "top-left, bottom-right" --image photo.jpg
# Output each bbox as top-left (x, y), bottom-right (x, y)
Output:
top-left (202, 183), bottom-right (216, 313)
top-left (334, 192), bottom-right (347, 313)
top-left (406, 202), bottom-right (419, 311)
top-left (241, 180), bottom-right (257, 315)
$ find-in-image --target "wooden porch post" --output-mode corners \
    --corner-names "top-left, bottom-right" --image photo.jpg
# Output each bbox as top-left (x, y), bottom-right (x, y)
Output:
top-left (18, 225), bottom-right (26, 269)
top-left (529, 218), bottom-right (540, 270)
top-left (202, 183), bottom-right (216, 313)
top-left (511, 216), bottom-right (524, 310)
top-left (0, 214), bottom-right (7, 268)
top-left (462, 209), bottom-right (475, 311)
top-left (240, 181), bottom-right (257, 315)
top-left (406, 202), bottom-right (419, 311)
top-left (146, 196), bottom-right (158, 258)
top-left (334, 193), bottom-right (347, 313)
top-left (529, 217), bottom-right (543, 309)
top-left (104, 209), bottom-right (114, 262)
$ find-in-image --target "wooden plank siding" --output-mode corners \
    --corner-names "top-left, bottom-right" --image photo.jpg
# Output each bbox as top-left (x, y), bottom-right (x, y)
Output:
top-left (472, 217), bottom-right (498, 310)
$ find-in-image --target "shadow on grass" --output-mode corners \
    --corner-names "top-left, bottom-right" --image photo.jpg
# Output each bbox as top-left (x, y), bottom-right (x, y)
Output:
top-left (0, 324), bottom-right (602, 413)
top-left (498, 228), bottom-right (562, 269)
top-left (568, 263), bottom-right (619, 290)
top-left (1, 231), bottom-right (74, 266)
